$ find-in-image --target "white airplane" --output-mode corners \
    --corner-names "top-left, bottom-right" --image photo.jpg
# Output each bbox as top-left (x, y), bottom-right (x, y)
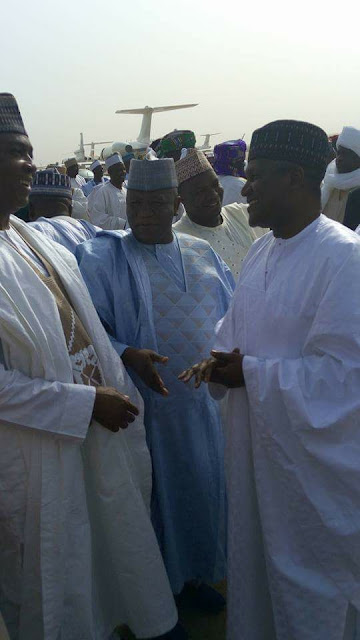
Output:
top-left (197, 133), bottom-right (221, 152)
top-left (100, 103), bottom-right (198, 160)
top-left (74, 133), bottom-right (113, 162)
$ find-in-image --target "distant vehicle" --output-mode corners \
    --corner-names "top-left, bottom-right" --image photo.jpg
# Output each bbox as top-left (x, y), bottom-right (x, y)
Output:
top-left (100, 103), bottom-right (198, 159)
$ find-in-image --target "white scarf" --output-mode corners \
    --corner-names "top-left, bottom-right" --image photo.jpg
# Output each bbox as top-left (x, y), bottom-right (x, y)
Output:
top-left (321, 159), bottom-right (360, 209)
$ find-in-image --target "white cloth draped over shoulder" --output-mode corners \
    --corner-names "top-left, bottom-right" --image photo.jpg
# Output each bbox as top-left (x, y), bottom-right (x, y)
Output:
top-left (321, 160), bottom-right (360, 222)
top-left (89, 181), bottom-right (127, 229)
top-left (218, 175), bottom-right (247, 206)
top-left (213, 215), bottom-right (360, 640)
top-left (0, 217), bottom-right (177, 640)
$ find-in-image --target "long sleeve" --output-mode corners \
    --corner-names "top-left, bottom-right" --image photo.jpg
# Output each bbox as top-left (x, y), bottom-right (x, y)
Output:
top-left (89, 187), bottom-right (127, 230)
top-left (72, 187), bottom-right (90, 221)
top-left (0, 362), bottom-right (95, 441)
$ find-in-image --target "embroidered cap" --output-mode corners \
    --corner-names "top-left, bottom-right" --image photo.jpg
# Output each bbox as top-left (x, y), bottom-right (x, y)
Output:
top-left (105, 153), bottom-right (124, 169)
top-left (30, 169), bottom-right (72, 199)
top-left (0, 93), bottom-right (27, 136)
top-left (175, 148), bottom-right (214, 185)
top-left (248, 120), bottom-right (329, 178)
top-left (64, 157), bottom-right (78, 169)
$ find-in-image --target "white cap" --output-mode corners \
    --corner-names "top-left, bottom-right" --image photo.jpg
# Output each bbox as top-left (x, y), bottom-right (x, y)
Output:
top-left (90, 159), bottom-right (101, 171)
top-left (337, 126), bottom-right (360, 158)
top-left (105, 153), bottom-right (123, 169)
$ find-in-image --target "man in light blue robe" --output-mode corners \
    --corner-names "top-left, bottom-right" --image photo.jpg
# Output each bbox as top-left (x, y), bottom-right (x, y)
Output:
top-left (28, 169), bottom-right (99, 253)
top-left (82, 159), bottom-right (109, 196)
top-left (77, 156), bottom-right (235, 607)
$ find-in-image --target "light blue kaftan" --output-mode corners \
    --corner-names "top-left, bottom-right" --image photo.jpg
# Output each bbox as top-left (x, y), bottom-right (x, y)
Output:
top-left (77, 230), bottom-right (235, 593)
top-left (29, 217), bottom-right (98, 254)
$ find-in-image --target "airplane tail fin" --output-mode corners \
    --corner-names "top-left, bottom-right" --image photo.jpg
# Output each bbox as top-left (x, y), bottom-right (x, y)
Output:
top-left (115, 103), bottom-right (198, 144)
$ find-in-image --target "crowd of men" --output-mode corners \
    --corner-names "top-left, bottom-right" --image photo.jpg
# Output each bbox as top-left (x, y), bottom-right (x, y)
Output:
top-left (1, 92), bottom-right (360, 640)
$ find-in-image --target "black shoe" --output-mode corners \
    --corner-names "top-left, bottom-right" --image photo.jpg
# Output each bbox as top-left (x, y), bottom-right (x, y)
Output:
top-left (182, 582), bottom-right (226, 614)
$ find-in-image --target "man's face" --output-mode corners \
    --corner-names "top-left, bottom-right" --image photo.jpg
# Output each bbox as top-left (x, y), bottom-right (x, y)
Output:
top-left (127, 188), bottom-right (179, 244)
top-left (179, 170), bottom-right (224, 224)
top-left (336, 145), bottom-right (360, 174)
top-left (29, 196), bottom-right (72, 220)
top-left (109, 162), bottom-right (126, 188)
top-left (242, 159), bottom-right (294, 228)
top-left (93, 165), bottom-right (104, 182)
top-left (66, 163), bottom-right (79, 178)
top-left (0, 133), bottom-right (36, 214)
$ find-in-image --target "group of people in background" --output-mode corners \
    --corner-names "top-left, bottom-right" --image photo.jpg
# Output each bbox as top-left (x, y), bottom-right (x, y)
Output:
top-left (1, 91), bottom-right (360, 640)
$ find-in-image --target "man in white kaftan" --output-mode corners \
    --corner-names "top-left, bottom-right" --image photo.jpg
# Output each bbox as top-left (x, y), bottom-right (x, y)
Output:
top-left (0, 93), bottom-right (178, 640)
top-left (174, 149), bottom-right (264, 279)
top-left (181, 119), bottom-right (360, 640)
top-left (90, 152), bottom-right (127, 229)
top-left (322, 126), bottom-right (360, 225)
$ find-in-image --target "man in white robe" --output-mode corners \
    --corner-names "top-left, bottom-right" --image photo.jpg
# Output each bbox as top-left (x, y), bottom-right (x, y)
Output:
top-left (322, 126), bottom-right (360, 224)
top-left (64, 157), bottom-right (90, 220)
top-left (174, 148), bottom-right (263, 279)
top-left (90, 153), bottom-right (127, 229)
top-left (28, 168), bottom-right (99, 253)
top-left (180, 119), bottom-right (360, 640)
top-left (0, 93), bottom-right (179, 640)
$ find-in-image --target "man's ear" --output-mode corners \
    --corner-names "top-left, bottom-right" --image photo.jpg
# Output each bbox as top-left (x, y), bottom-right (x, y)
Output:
top-left (289, 165), bottom-right (305, 189)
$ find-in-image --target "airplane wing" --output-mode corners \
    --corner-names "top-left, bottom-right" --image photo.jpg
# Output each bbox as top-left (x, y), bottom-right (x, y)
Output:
top-left (116, 103), bottom-right (198, 114)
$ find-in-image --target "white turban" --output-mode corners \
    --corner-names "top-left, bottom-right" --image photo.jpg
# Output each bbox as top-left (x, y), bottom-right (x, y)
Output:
top-left (337, 126), bottom-right (360, 158)
top-left (105, 153), bottom-right (123, 169)
top-left (90, 159), bottom-right (101, 171)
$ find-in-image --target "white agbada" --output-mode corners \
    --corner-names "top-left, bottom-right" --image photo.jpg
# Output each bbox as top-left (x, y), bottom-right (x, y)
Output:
top-left (174, 203), bottom-right (264, 278)
top-left (218, 175), bottom-right (247, 206)
top-left (0, 217), bottom-right (177, 640)
top-left (213, 215), bottom-right (360, 640)
top-left (90, 181), bottom-right (127, 229)
top-left (70, 175), bottom-right (86, 190)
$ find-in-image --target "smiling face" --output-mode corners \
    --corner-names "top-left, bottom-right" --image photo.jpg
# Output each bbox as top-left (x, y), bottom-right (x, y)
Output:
top-left (0, 133), bottom-right (36, 215)
top-left (127, 187), bottom-right (180, 244)
top-left (178, 169), bottom-right (224, 226)
top-left (242, 158), bottom-right (296, 229)
top-left (336, 145), bottom-right (360, 174)
top-left (108, 162), bottom-right (126, 189)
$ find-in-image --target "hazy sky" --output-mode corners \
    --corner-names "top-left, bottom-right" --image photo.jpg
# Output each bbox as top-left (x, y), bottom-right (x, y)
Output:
top-left (2, 0), bottom-right (360, 165)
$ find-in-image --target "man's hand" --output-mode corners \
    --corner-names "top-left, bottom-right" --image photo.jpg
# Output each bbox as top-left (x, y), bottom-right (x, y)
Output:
top-left (122, 347), bottom-right (169, 396)
top-left (178, 349), bottom-right (245, 389)
top-left (92, 386), bottom-right (139, 432)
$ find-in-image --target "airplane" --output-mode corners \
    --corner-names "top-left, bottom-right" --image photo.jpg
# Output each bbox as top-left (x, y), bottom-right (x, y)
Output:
top-left (100, 103), bottom-right (198, 160)
top-left (197, 133), bottom-right (221, 152)
top-left (73, 133), bottom-right (113, 162)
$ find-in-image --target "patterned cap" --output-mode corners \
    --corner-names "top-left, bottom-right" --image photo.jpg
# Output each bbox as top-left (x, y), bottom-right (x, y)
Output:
top-left (213, 139), bottom-right (246, 177)
top-left (158, 130), bottom-right (196, 158)
top-left (248, 120), bottom-right (329, 178)
top-left (0, 93), bottom-right (27, 136)
top-left (175, 148), bottom-right (214, 185)
top-left (64, 157), bottom-right (78, 169)
top-left (127, 157), bottom-right (178, 191)
top-left (30, 169), bottom-right (72, 199)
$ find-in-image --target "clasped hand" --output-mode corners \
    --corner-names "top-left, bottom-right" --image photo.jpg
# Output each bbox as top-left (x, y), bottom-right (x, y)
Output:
top-left (178, 349), bottom-right (245, 389)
